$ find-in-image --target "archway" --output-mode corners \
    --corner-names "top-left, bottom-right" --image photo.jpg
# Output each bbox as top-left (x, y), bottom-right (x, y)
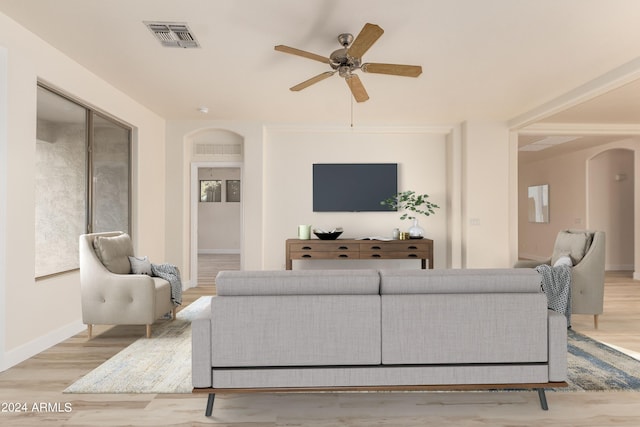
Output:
top-left (186, 128), bottom-right (244, 286)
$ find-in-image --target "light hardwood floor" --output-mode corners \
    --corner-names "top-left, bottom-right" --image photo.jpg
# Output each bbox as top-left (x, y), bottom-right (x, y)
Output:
top-left (1, 262), bottom-right (640, 426)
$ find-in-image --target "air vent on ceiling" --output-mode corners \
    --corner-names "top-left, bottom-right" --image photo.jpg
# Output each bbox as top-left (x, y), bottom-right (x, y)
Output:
top-left (144, 21), bottom-right (200, 48)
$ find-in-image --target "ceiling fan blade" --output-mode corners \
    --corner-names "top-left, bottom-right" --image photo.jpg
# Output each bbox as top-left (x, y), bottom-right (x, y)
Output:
top-left (274, 45), bottom-right (330, 63)
top-left (290, 71), bottom-right (335, 91)
top-left (361, 63), bottom-right (422, 77)
top-left (347, 23), bottom-right (384, 59)
top-left (345, 74), bottom-right (369, 102)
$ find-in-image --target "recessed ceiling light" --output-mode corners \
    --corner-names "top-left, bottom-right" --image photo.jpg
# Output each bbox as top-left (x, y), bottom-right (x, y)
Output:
top-left (198, 107), bottom-right (209, 114)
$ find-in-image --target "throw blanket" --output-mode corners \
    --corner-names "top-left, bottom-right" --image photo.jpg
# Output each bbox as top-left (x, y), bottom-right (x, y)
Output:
top-left (535, 264), bottom-right (571, 327)
top-left (151, 263), bottom-right (183, 306)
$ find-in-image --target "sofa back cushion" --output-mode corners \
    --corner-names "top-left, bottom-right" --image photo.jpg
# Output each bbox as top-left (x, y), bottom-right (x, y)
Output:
top-left (216, 269), bottom-right (380, 296)
top-left (551, 229), bottom-right (593, 266)
top-left (210, 294), bottom-right (381, 367)
top-left (382, 292), bottom-right (548, 365)
top-left (379, 268), bottom-right (541, 294)
top-left (93, 233), bottom-right (134, 274)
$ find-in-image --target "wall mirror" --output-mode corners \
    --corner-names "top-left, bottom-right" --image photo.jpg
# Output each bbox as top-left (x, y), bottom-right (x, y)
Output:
top-left (528, 184), bottom-right (549, 223)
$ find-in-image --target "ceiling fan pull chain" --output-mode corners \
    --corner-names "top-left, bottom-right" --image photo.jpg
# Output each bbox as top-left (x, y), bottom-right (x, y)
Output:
top-left (350, 93), bottom-right (354, 128)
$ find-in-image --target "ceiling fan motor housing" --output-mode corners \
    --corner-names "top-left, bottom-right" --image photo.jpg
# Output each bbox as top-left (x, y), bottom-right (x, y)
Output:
top-left (330, 32), bottom-right (361, 76)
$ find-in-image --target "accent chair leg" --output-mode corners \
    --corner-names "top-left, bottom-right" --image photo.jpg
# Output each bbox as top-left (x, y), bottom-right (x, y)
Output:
top-left (87, 324), bottom-right (93, 339)
top-left (537, 388), bottom-right (549, 410)
top-left (146, 324), bottom-right (152, 338)
top-left (172, 307), bottom-right (177, 320)
top-left (205, 393), bottom-right (215, 417)
top-left (594, 314), bottom-right (599, 329)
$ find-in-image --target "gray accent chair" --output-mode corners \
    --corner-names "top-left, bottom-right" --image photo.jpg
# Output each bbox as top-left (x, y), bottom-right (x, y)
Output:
top-left (79, 231), bottom-right (176, 339)
top-left (515, 229), bottom-right (605, 328)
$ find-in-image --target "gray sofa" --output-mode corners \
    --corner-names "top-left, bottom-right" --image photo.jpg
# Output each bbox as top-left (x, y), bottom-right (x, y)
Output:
top-left (192, 269), bottom-right (567, 415)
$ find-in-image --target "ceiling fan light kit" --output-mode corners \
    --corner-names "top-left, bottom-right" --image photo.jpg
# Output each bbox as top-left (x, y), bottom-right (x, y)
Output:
top-left (275, 23), bottom-right (422, 103)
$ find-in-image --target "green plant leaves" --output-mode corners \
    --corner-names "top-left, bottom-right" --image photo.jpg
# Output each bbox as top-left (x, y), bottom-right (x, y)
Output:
top-left (381, 190), bottom-right (440, 220)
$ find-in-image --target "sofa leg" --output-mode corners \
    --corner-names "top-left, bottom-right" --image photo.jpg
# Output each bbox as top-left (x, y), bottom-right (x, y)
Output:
top-left (172, 307), bottom-right (177, 320)
top-left (146, 324), bottom-right (152, 338)
top-left (205, 393), bottom-right (215, 416)
top-left (87, 324), bottom-right (93, 339)
top-left (594, 314), bottom-right (599, 329)
top-left (537, 389), bottom-right (548, 410)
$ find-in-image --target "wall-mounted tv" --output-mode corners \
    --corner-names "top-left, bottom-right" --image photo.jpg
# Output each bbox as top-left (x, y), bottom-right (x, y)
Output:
top-left (313, 163), bottom-right (398, 212)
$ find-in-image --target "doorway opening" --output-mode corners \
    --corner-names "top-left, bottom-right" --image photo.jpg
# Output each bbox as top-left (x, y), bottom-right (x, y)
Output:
top-left (587, 148), bottom-right (635, 271)
top-left (190, 162), bottom-right (242, 286)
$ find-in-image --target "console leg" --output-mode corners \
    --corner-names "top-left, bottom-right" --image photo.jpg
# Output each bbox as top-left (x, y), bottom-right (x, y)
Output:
top-left (537, 389), bottom-right (548, 410)
top-left (205, 393), bottom-right (215, 416)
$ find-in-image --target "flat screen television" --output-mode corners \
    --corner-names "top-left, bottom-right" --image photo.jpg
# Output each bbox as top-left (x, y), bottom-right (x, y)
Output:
top-left (313, 163), bottom-right (398, 212)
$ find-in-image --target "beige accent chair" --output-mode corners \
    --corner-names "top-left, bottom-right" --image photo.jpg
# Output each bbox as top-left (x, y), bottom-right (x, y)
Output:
top-left (79, 231), bottom-right (176, 339)
top-left (515, 229), bottom-right (605, 328)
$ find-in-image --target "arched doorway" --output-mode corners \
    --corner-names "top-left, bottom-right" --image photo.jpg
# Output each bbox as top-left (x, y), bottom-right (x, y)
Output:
top-left (187, 128), bottom-right (244, 286)
top-left (587, 148), bottom-right (635, 271)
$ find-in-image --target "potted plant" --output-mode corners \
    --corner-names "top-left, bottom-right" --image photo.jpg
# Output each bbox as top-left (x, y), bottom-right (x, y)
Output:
top-left (381, 191), bottom-right (439, 238)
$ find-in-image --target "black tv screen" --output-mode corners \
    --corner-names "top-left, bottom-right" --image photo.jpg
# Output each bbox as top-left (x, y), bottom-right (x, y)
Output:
top-left (313, 163), bottom-right (398, 212)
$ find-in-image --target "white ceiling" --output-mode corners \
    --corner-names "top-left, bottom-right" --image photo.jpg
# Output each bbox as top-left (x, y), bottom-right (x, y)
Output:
top-left (2, 0), bottom-right (640, 132)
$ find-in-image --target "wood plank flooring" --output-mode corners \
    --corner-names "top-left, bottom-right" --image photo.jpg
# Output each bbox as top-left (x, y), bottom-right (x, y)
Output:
top-left (1, 262), bottom-right (640, 426)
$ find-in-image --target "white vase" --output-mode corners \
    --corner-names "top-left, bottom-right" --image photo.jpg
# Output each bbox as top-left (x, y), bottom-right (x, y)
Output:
top-left (408, 218), bottom-right (424, 238)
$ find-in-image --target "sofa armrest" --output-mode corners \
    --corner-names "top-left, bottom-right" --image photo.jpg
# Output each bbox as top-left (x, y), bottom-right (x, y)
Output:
top-left (547, 309), bottom-right (567, 382)
top-left (192, 316), bottom-right (212, 388)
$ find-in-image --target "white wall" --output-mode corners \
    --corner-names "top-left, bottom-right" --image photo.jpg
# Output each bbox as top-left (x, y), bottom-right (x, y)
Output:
top-left (263, 126), bottom-right (449, 270)
top-left (462, 122), bottom-right (512, 267)
top-left (518, 137), bottom-right (639, 271)
top-left (165, 120), bottom-right (517, 277)
top-left (0, 12), bottom-right (166, 370)
top-left (0, 46), bottom-right (8, 369)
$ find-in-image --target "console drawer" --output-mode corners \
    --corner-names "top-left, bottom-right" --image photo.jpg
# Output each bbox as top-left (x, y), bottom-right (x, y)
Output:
top-left (290, 251), bottom-right (358, 260)
top-left (360, 242), bottom-right (429, 252)
top-left (289, 242), bottom-right (357, 252)
top-left (360, 250), bottom-right (429, 260)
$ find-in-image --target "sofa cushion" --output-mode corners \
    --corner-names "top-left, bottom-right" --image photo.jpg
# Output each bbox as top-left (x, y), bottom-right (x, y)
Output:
top-left (129, 256), bottom-right (152, 275)
top-left (93, 233), bottom-right (134, 274)
top-left (381, 292), bottom-right (548, 365)
top-left (551, 230), bottom-right (591, 266)
top-left (210, 294), bottom-right (381, 367)
top-left (379, 268), bottom-right (541, 294)
top-left (216, 269), bottom-right (380, 296)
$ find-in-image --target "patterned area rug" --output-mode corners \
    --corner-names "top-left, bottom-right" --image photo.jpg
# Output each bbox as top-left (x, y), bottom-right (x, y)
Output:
top-left (65, 298), bottom-right (640, 393)
top-left (64, 296), bottom-right (211, 394)
top-left (566, 329), bottom-right (640, 391)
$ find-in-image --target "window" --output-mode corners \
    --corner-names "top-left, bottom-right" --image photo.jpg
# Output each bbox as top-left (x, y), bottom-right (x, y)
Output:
top-left (35, 84), bottom-right (131, 278)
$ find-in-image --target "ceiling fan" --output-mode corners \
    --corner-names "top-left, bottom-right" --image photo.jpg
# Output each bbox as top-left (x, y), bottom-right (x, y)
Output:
top-left (275, 23), bottom-right (422, 103)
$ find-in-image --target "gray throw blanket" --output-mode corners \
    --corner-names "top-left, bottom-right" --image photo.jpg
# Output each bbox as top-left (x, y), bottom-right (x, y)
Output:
top-left (151, 263), bottom-right (183, 306)
top-left (535, 264), bottom-right (571, 327)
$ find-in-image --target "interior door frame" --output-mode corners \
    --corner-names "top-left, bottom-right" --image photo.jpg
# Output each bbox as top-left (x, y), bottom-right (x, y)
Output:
top-left (190, 161), bottom-right (243, 287)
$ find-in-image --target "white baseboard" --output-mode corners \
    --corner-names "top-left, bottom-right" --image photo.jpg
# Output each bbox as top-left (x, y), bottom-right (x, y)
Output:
top-left (198, 249), bottom-right (240, 255)
top-left (606, 264), bottom-right (634, 271)
top-left (1, 319), bottom-right (85, 372)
